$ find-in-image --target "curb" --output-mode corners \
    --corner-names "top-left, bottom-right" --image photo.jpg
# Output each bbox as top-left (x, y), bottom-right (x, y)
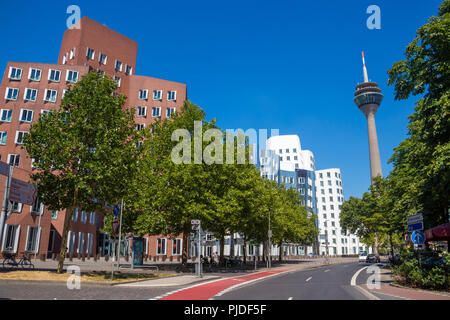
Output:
top-left (389, 282), bottom-right (450, 298)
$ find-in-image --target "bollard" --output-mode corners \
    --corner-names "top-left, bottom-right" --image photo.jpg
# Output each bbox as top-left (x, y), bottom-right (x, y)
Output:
top-left (40, 253), bottom-right (46, 261)
top-left (105, 254), bottom-right (109, 262)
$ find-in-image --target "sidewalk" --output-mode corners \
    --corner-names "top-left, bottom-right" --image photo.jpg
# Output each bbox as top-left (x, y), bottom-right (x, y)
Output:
top-left (363, 264), bottom-right (450, 300)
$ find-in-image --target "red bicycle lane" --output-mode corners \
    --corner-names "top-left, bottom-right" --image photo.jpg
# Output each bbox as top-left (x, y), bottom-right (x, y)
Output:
top-left (159, 268), bottom-right (294, 300)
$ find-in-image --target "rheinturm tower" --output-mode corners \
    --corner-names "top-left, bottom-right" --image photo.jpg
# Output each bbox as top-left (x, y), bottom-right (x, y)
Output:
top-left (354, 52), bottom-right (383, 183)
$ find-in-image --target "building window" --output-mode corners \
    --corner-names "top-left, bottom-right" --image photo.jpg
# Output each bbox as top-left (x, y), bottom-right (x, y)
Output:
top-left (321, 189), bottom-right (325, 195)
top-left (115, 60), bottom-right (123, 72)
top-left (72, 208), bottom-right (78, 222)
top-left (114, 76), bottom-right (121, 87)
top-left (0, 110), bottom-right (12, 123)
top-left (298, 177), bottom-right (305, 184)
top-left (166, 108), bottom-right (176, 118)
top-left (31, 196), bottom-right (43, 215)
top-left (77, 232), bottom-right (85, 254)
top-left (300, 189), bottom-right (305, 195)
top-left (125, 65), bottom-right (132, 75)
top-left (286, 156), bottom-right (290, 161)
top-left (0, 132), bottom-right (6, 145)
top-left (20, 109), bottom-right (34, 122)
top-left (25, 226), bottom-right (40, 253)
top-left (328, 188), bottom-right (332, 193)
top-left (87, 233), bottom-right (94, 255)
top-left (15, 131), bottom-right (28, 144)
top-left (24, 88), bottom-right (38, 101)
top-left (97, 69), bottom-right (105, 77)
top-left (86, 47), bottom-right (95, 60)
top-left (10, 202), bottom-right (22, 213)
top-left (3, 224), bottom-right (20, 252)
top-left (153, 90), bottom-right (162, 100)
top-left (136, 123), bottom-right (145, 131)
top-left (330, 205), bottom-right (335, 210)
top-left (80, 210), bottom-right (87, 223)
top-left (44, 89), bottom-right (57, 102)
top-left (66, 70), bottom-right (78, 83)
top-left (70, 48), bottom-right (76, 59)
top-left (137, 106), bottom-right (147, 117)
top-left (99, 53), bottom-right (107, 65)
top-left (5, 88), bottom-right (19, 100)
top-left (8, 154), bottom-right (20, 167)
top-left (8, 67), bottom-right (22, 80)
top-left (28, 68), bottom-right (41, 81)
top-left (152, 107), bottom-right (161, 117)
top-left (172, 239), bottom-right (182, 255)
top-left (279, 149), bottom-right (282, 154)
top-left (52, 210), bottom-right (58, 219)
top-left (167, 91), bottom-right (176, 101)
top-left (138, 90), bottom-right (148, 100)
top-left (285, 148), bottom-right (289, 153)
top-left (157, 238), bottom-right (167, 255)
top-left (89, 212), bottom-right (96, 224)
top-left (48, 69), bottom-right (61, 82)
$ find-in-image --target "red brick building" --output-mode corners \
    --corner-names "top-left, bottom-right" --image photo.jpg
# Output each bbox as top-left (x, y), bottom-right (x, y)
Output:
top-left (0, 17), bottom-right (187, 261)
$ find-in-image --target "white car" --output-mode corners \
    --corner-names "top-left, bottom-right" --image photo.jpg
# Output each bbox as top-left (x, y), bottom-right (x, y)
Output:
top-left (358, 251), bottom-right (368, 263)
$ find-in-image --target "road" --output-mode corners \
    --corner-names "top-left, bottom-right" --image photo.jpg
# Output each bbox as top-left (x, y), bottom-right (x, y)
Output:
top-left (0, 262), bottom-right (403, 300)
top-left (213, 262), bottom-right (403, 300)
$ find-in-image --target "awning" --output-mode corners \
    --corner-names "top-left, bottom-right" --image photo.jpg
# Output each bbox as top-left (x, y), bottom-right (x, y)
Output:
top-left (424, 222), bottom-right (450, 242)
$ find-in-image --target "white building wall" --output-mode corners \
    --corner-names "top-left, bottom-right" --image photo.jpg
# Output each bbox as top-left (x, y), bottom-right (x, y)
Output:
top-left (315, 168), bottom-right (367, 255)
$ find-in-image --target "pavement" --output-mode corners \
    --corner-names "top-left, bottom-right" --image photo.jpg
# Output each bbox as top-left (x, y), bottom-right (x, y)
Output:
top-left (360, 263), bottom-right (450, 300)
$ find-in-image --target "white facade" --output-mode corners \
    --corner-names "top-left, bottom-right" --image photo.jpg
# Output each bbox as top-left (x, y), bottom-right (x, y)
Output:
top-left (266, 135), bottom-right (315, 171)
top-left (315, 168), bottom-right (367, 255)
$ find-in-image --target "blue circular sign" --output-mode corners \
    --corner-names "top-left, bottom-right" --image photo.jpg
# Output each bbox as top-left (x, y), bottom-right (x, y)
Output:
top-left (113, 205), bottom-right (120, 217)
top-left (411, 231), bottom-right (425, 245)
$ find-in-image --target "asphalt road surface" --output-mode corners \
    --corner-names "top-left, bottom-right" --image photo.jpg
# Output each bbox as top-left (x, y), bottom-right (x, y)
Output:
top-left (213, 262), bottom-right (402, 300)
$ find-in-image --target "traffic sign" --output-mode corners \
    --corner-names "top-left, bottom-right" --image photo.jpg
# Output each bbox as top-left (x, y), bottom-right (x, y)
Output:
top-left (408, 221), bottom-right (424, 232)
top-left (191, 219), bottom-right (200, 225)
top-left (407, 213), bottom-right (423, 225)
top-left (192, 224), bottom-right (199, 231)
top-left (0, 161), bottom-right (9, 177)
top-left (411, 231), bottom-right (426, 245)
top-left (8, 178), bottom-right (37, 205)
top-left (113, 205), bottom-right (120, 217)
top-left (111, 219), bottom-right (119, 235)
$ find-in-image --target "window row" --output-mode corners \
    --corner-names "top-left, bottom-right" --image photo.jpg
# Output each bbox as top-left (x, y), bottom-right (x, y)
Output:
top-left (5, 87), bottom-right (65, 102)
top-left (67, 231), bottom-right (95, 255)
top-left (8, 67), bottom-right (78, 83)
top-left (84, 47), bottom-right (133, 75)
top-left (72, 208), bottom-right (97, 224)
top-left (2, 224), bottom-right (43, 253)
top-left (280, 155), bottom-right (298, 161)
top-left (156, 238), bottom-right (183, 255)
top-left (136, 106), bottom-right (176, 118)
top-left (0, 108), bottom-right (55, 123)
top-left (278, 148), bottom-right (297, 154)
top-left (138, 89), bottom-right (177, 101)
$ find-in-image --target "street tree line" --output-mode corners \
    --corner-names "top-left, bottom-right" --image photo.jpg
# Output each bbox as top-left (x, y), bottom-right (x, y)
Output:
top-left (340, 0), bottom-right (449, 255)
top-left (23, 71), bottom-right (317, 272)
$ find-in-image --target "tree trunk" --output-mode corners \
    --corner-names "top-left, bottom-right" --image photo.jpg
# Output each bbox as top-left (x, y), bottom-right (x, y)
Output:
top-left (219, 235), bottom-right (225, 266)
top-left (57, 186), bottom-right (78, 274)
top-left (57, 209), bottom-right (74, 273)
top-left (374, 233), bottom-right (379, 255)
top-left (279, 240), bottom-right (283, 262)
top-left (243, 236), bottom-right (247, 264)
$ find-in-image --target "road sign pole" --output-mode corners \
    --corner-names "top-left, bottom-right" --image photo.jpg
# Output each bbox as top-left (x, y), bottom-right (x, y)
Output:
top-left (117, 198), bottom-right (124, 271)
top-left (0, 165), bottom-right (13, 251)
top-left (34, 203), bottom-right (43, 263)
top-left (198, 223), bottom-right (202, 278)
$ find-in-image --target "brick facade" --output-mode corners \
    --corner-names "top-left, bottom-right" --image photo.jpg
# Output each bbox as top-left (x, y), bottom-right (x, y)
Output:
top-left (0, 17), bottom-right (187, 260)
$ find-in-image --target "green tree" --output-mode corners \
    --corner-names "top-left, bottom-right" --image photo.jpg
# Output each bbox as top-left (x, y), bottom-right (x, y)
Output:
top-left (23, 71), bottom-right (143, 273)
top-left (387, 0), bottom-right (450, 228)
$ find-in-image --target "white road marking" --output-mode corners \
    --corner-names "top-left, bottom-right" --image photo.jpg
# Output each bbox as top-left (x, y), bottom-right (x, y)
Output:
top-left (306, 277), bottom-right (312, 282)
top-left (350, 266), bottom-right (380, 300)
top-left (324, 269), bottom-right (330, 272)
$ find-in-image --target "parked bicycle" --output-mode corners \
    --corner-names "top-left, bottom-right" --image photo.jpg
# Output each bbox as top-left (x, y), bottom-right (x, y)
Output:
top-left (2, 253), bottom-right (35, 270)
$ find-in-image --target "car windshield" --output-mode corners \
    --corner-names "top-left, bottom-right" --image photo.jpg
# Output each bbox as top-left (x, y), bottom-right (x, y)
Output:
top-left (360, 252), bottom-right (367, 256)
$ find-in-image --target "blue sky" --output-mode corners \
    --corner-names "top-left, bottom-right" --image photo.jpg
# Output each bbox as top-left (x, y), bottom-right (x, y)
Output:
top-left (0, 0), bottom-right (443, 199)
